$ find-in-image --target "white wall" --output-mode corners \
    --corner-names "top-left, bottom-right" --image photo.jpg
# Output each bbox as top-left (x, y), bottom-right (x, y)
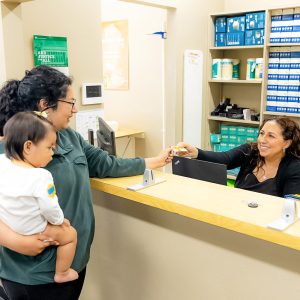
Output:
top-left (102, 0), bottom-right (166, 158)
top-left (225, 0), bottom-right (300, 11)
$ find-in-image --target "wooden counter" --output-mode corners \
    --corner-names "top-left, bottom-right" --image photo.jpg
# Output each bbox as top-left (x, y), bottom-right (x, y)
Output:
top-left (90, 171), bottom-right (300, 251)
top-left (81, 172), bottom-right (300, 300)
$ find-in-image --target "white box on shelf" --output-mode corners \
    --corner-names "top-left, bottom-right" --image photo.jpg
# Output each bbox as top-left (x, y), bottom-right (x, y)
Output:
top-left (271, 9), bottom-right (283, 28)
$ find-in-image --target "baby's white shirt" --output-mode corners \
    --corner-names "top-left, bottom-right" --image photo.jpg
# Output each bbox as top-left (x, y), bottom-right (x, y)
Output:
top-left (0, 154), bottom-right (64, 235)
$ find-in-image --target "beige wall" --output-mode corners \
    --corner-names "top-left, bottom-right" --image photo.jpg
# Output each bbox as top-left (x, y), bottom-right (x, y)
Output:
top-left (121, 0), bottom-right (177, 9)
top-left (1, 0), bottom-right (224, 149)
top-left (102, 0), bottom-right (167, 158)
top-left (1, 2), bottom-right (25, 80)
top-left (166, 0), bottom-right (224, 144)
top-left (14, 0), bottom-right (103, 128)
top-left (225, 0), bottom-right (300, 11)
top-left (0, 4), bottom-right (5, 85)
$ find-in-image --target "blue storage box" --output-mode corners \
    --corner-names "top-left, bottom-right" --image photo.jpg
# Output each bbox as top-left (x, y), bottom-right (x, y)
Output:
top-left (226, 32), bottom-right (245, 46)
top-left (215, 17), bottom-right (227, 33)
top-left (246, 12), bottom-right (265, 29)
top-left (215, 33), bottom-right (226, 47)
top-left (227, 16), bottom-right (245, 32)
top-left (210, 133), bottom-right (221, 143)
top-left (245, 29), bottom-right (264, 45)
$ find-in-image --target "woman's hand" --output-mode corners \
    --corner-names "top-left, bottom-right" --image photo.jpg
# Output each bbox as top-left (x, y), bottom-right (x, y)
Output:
top-left (145, 147), bottom-right (173, 169)
top-left (16, 234), bottom-right (59, 256)
top-left (175, 142), bottom-right (198, 159)
top-left (0, 219), bottom-right (58, 256)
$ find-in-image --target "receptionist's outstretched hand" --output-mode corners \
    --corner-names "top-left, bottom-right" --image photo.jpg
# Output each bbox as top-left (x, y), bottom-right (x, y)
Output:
top-left (145, 147), bottom-right (173, 169)
top-left (175, 142), bottom-right (198, 159)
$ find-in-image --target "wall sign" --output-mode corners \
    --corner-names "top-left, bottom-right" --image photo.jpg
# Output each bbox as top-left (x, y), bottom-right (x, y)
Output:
top-left (33, 35), bottom-right (69, 75)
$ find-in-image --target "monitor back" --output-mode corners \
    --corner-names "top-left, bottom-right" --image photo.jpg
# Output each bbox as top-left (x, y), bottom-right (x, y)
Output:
top-left (172, 156), bottom-right (227, 185)
top-left (97, 117), bottom-right (116, 156)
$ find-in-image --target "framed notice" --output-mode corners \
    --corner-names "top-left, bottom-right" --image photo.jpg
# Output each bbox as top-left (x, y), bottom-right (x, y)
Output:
top-left (33, 35), bottom-right (69, 75)
top-left (102, 20), bottom-right (129, 90)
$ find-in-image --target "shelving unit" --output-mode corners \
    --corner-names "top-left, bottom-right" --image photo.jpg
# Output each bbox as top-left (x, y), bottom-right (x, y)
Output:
top-left (205, 6), bottom-right (300, 151)
top-left (208, 116), bottom-right (260, 125)
top-left (263, 111), bottom-right (300, 118)
top-left (0, 0), bottom-right (33, 2)
top-left (205, 9), bottom-right (267, 150)
top-left (208, 79), bottom-right (262, 84)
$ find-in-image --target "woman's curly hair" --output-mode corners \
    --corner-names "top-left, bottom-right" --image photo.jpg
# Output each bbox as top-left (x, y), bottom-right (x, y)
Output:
top-left (0, 65), bottom-right (72, 135)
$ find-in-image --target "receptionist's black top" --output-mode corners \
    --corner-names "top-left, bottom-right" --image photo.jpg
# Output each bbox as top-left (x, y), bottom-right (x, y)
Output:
top-left (237, 173), bottom-right (277, 196)
top-left (196, 143), bottom-right (300, 197)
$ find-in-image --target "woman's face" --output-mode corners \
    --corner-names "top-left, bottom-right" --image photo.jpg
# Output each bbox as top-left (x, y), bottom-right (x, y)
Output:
top-left (45, 86), bottom-right (78, 130)
top-left (257, 120), bottom-right (292, 160)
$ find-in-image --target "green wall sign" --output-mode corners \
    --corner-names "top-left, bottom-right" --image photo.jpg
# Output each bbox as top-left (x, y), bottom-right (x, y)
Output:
top-left (33, 35), bottom-right (68, 73)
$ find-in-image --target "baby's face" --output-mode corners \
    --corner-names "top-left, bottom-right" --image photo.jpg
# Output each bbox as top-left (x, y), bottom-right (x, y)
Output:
top-left (26, 130), bottom-right (57, 168)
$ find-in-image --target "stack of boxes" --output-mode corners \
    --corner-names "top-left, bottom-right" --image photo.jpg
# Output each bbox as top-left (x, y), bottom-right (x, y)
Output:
top-left (270, 8), bottom-right (300, 44)
top-left (214, 11), bottom-right (265, 47)
top-left (266, 47), bottom-right (300, 113)
top-left (215, 17), bottom-right (227, 47)
top-left (210, 125), bottom-right (259, 177)
top-left (210, 125), bottom-right (259, 152)
top-left (245, 12), bottom-right (265, 45)
top-left (226, 16), bottom-right (245, 46)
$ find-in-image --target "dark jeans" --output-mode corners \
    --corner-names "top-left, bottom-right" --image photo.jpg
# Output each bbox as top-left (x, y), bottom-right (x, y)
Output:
top-left (2, 268), bottom-right (86, 300)
top-left (0, 284), bottom-right (9, 300)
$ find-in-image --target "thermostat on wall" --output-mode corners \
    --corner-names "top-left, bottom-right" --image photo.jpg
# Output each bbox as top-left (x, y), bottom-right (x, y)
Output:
top-left (81, 83), bottom-right (103, 105)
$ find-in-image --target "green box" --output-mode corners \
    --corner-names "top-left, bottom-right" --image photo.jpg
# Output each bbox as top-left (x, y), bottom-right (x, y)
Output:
top-left (237, 126), bottom-right (247, 136)
top-left (213, 144), bottom-right (221, 152)
top-left (228, 126), bottom-right (237, 135)
top-left (220, 124), bottom-right (229, 134)
top-left (210, 133), bottom-right (221, 143)
top-left (229, 135), bottom-right (237, 143)
top-left (246, 136), bottom-right (256, 142)
top-left (246, 127), bottom-right (256, 136)
top-left (228, 143), bottom-right (237, 149)
top-left (220, 142), bottom-right (229, 152)
top-left (221, 134), bottom-right (229, 142)
top-left (237, 135), bottom-right (247, 144)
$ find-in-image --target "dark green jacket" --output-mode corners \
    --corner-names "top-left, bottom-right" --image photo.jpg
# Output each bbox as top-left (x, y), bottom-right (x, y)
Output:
top-left (0, 128), bottom-right (145, 284)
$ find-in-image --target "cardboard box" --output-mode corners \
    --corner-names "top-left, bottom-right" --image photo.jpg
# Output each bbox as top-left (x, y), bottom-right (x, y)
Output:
top-left (210, 133), bottom-right (221, 143)
top-left (245, 29), bottom-right (264, 45)
top-left (237, 127), bottom-right (247, 136)
top-left (215, 33), bottom-right (226, 47)
top-left (271, 9), bottom-right (283, 28)
top-left (215, 17), bottom-right (227, 33)
top-left (266, 94), bottom-right (277, 112)
top-left (226, 32), bottom-right (245, 46)
top-left (246, 11), bottom-right (265, 29)
top-left (227, 16), bottom-right (245, 32)
top-left (220, 124), bottom-right (229, 134)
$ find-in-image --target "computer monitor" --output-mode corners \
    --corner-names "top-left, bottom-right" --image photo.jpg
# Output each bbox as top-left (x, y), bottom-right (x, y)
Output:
top-left (172, 156), bottom-right (227, 185)
top-left (96, 117), bottom-right (116, 156)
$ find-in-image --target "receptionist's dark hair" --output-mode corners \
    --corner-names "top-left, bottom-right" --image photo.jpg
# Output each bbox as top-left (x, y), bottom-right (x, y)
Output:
top-left (0, 65), bottom-right (72, 135)
top-left (3, 112), bottom-right (55, 161)
top-left (249, 117), bottom-right (300, 171)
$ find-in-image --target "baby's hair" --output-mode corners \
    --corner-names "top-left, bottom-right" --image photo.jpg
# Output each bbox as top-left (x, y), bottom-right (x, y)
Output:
top-left (3, 112), bottom-right (55, 160)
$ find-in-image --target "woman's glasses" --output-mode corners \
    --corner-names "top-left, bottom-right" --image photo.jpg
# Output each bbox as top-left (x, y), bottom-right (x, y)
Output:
top-left (57, 98), bottom-right (76, 109)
